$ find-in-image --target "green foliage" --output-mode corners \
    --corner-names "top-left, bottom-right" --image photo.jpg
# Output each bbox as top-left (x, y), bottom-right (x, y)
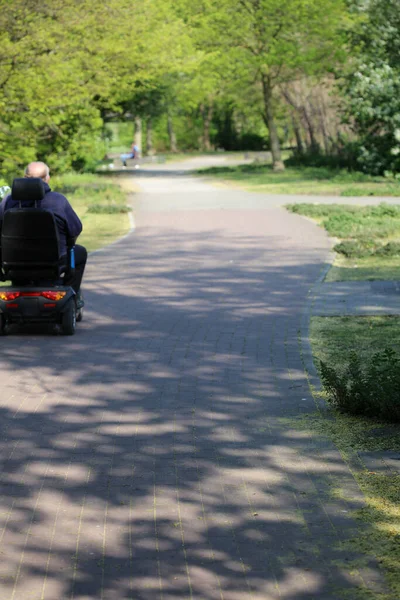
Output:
top-left (334, 240), bottom-right (374, 258)
top-left (286, 144), bottom-right (360, 171)
top-left (345, 65), bottom-right (400, 175)
top-left (287, 203), bottom-right (359, 217)
top-left (374, 242), bottom-right (400, 257)
top-left (0, 0), bottom-right (190, 175)
top-left (334, 240), bottom-right (400, 258)
top-left (173, 0), bottom-right (348, 166)
top-left (344, 0), bottom-right (400, 174)
top-left (287, 201), bottom-right (400, 276)
top-left (0, 0), bottom-right (396, 177)
top-left (320, 348), bottom-right (400, 421)
top-left (324, 211), bottom-right (400, 240)
top-left (288, 202), bottom-right (400, 240)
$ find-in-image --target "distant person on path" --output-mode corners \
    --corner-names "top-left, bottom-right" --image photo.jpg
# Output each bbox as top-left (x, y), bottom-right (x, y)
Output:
top-left (120, 142), bottom-right (140, 168)
top-left (0, 161), bottom-right (87, 304)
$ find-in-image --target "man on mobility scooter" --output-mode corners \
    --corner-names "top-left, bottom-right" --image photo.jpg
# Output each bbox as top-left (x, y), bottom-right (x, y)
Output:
top-left (0, 162), bottom-right (87, 335)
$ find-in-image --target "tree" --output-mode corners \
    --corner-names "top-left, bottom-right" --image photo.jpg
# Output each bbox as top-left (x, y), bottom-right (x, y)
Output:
top-left (344, 0), bottom-right (400, 174)
top-left (0, 0), bottom-right (189, 174)
top-left (179, 0), bottom-right (347, 170)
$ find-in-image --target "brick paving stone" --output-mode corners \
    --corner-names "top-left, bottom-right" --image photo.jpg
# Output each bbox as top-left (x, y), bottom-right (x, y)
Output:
top-left (0, 170), bottom-right (392, 599)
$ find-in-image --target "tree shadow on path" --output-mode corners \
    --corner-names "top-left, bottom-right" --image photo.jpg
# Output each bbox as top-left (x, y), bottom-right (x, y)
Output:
top-left (0, 222), bottom-right (388, 599)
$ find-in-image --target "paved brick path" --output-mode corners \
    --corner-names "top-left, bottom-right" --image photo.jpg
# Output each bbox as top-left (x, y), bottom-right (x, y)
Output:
top-left (0, 171), bottom-right (389, 599)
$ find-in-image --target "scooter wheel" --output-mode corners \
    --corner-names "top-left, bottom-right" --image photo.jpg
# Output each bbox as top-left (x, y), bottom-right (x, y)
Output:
top-left (61, 300), bottom-right (76, 335)
top-left (0, 315), bottom-right (8, 336)
top-left (76, 307), bottom-right (83, 322)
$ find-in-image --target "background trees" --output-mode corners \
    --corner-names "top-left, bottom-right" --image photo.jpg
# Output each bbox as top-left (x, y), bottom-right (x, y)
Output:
top-left (0, 0), bottom-right (398, 176)
top-left (0, 0), bottom-right (188, 174)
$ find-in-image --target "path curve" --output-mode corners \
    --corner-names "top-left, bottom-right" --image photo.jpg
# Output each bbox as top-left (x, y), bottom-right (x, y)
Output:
top-left (0, 164), bottom-right (388, 599)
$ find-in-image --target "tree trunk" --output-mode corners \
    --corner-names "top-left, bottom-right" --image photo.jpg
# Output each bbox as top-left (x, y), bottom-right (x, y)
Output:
top-left (292, 115), bottom-right (304, 154)
top-left (302, 105), bottom-right (319, 152)
top-left (167, 111), bottom-right (178, 153)
top-left (134, 116), bottom-right (142, 154)
top-left (262, 75), bottom-right (284, 171)
top-left (146, 118), bottom-right (155, 155)
top-left (202, 102), bottom-right (214, 152)
top-left (318, 91), bottom-right (331, 154)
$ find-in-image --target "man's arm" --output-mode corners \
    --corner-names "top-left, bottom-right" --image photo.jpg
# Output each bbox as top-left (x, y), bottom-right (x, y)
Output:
top-left (64, 199), bottom-right (82, 240)
top-left (0, 195), bottom-right (10, 229)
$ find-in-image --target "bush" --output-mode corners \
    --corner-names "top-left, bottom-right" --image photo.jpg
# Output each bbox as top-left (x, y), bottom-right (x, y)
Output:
top-left (334, 240), bottom-right (374, 258)
top-left (374, 241), bottom-right (400, 256)
top-left (334, 240), bottom-right (400, 258)
top-left (285, 145), bottom-right (359, 171)
top-left (319, 348), bottom-right (400, 422)
top-left (87, 204), bottom-right (131, 214)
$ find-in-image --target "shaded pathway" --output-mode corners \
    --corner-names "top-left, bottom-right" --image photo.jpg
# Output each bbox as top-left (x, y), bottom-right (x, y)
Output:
top-left (0, 166), bottom-right (389, 599)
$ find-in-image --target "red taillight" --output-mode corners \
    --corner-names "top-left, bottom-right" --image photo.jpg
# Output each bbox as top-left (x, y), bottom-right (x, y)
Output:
top-left (41, 291), bottom-right (67, 301)
top-left (7, 303), bottom-right (18, 308)
top-left (0, 291), bottom-right (20, 301)
top-left (43, 303), bottom-right (56, 308)
top-left (0, 290), bottom-right (66, 302)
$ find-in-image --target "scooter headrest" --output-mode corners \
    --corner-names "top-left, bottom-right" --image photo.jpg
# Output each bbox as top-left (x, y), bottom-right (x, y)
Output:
top-left (11, 178), bottom-right (45, 205)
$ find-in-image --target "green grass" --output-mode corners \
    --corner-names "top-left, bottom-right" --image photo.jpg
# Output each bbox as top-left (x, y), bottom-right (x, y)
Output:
top-left (310, 315), bottom-right (400, 369)
top-left (199, 163), bottom-right (400, 197)
top-left (285, 203), bottom-right (400, 281)
top-left (326, 258), bottom-right (400, 282)
top-left (306, 316), bottom-right (400, 599)
top-left (51, 173), bottom-right (131, 253)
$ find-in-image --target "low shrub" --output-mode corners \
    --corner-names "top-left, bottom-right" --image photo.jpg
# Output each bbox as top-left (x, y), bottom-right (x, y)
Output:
top-left (319, 348), bottom-right (400, 422)
top-left (334, 240), bottom-right (374, 258)
top-left (87, 204), bottom-right (131, 214)
top-left (334, 240), bottom-right (400, 258)
top-left (374, 242), bottom-right (400, 257)
top-left (285, 146), bottom-right (359, 171)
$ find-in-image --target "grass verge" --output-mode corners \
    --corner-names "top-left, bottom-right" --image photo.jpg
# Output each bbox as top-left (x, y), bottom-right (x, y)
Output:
top-left (304, 316), bottom-right (400, 598)
top-left (198, 163), bottom-right (400, 197)
top-left (51, 173), bottom-right (131, 253)
top-left (285, 203), bottom-right (400, 281)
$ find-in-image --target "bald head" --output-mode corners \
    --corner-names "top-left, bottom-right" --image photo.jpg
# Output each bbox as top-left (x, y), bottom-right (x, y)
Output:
top-left (24, 161), bottom-right (50, 182)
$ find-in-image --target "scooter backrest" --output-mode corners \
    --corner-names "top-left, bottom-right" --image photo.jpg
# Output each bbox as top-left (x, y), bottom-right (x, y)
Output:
top-left (1, 179), bottom-right (61, 280)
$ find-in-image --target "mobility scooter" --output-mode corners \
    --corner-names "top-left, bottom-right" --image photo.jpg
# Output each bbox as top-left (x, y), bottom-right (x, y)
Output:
top-left (0, 177), bottom-right (83, 335)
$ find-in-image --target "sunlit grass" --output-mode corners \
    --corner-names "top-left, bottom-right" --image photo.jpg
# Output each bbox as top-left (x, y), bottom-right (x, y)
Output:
top-left (326, 257), bottom-right (400, 282)
top-left (310, 315), bottom-right (400, 366)
top-left (199, 163), bottom-right (400, 197)
top-left (286, 203), bottom-right (400, 281)
top-left (52, 173), bottom-right (131, 253)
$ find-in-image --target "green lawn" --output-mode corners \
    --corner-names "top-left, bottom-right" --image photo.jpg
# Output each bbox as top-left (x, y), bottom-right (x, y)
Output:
top-left (199, 163), bottom-right (400, 197)
top-left (326, 257), bottom-right (400, 282)
top-left (311, 315), bottom-right (400, 365)
top-left (52, 173), bottom-right (131, 253)
top-left (286, 203), bottom-right (400, 281)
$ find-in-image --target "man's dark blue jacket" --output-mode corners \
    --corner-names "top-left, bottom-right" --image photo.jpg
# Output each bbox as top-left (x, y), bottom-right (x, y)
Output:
top-left (0, 182), bottom-right (82, 257)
